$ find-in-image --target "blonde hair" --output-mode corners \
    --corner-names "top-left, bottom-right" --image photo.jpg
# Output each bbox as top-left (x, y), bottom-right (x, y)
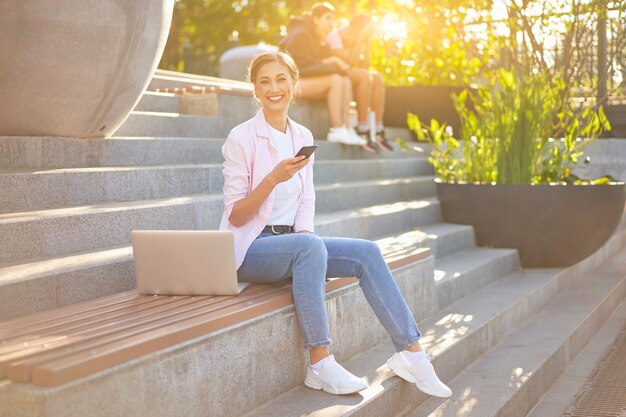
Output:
top-left (247, 50), bottom-right (300, 85)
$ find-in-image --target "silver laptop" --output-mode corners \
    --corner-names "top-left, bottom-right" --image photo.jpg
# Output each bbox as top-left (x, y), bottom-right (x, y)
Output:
top-left (131, 230), bottom-right (248, 296)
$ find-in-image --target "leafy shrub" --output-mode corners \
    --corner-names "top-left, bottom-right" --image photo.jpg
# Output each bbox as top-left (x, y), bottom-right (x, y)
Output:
top-left (408, 69), bottom-right (613, 184)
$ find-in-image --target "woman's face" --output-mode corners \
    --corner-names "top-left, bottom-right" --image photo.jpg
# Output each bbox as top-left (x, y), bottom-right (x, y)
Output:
top-left (253, 61), bottom-right (295, 113)
top-left (313, 11), bottom-right (335, 38)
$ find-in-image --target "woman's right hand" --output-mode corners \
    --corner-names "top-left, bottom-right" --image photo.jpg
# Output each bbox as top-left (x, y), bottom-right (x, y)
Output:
top-left (268, 156), bottom-right (309, 185)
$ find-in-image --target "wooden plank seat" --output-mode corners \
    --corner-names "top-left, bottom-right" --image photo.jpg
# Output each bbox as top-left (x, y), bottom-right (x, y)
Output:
top-left (0, 247), bottom-right (431, 388)
top-left (153, 84), bottom-right (253, 97)
top-left (154, 69), bottom-right (252, 89)
top-left (150, 70), bottom-right (253, 97)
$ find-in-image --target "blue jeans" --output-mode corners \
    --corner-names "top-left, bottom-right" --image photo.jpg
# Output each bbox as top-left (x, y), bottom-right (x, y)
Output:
top-left (237, 232), bottom-right (421, 351)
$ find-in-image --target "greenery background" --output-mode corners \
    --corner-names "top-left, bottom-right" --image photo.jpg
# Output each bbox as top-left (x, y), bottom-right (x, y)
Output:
top-left (159, 0), bottom-right (626, 100)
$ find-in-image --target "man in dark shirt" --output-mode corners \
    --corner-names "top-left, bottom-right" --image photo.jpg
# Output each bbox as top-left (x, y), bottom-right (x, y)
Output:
top-left (280, 3), bottom-right (375, 150)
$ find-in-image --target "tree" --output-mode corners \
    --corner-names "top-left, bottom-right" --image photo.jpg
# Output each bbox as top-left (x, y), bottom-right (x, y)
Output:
top-left (159, 0), bottom-right (626, 102)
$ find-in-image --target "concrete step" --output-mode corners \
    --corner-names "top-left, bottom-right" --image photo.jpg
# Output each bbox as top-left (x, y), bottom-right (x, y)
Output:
top-left (315, 198), bottom-right (442, 239)
top-left (204, 93), bottom-right (257, 135)
top-left (386, 126), bottom-right (416, 142)
top-left (0, 158), bottom-right (431, 214)
top-left (117, 94), bottom-right (257, 139)
top-left (146, 70), bottom-right (328, 139)
top-left (525, 300), bottom-right (626, 417)
top-left (0, 195), bottom-right (224, 265)
top-left (133, 89), bottom-right (364, 143)
top-left (434, 247), bottom-right (520, 311)
top-left (113, 111), bottom-right (221, 138)
top-left (316, 176), bottom-right (436, 213)
top-left (152, 71), bottom-right (429, 139)
top-left (0, 137), bottom-right (427, 169)
top-left (573, 138), bottom-right (626, 183)
top-left (146, 69), bottom-right (415, 140)
top-left (375, 223), bottom-right (475, 260)
top-left (0, 165), bottom-right (217, 214)
top-left (245, 232), bottom-right (626, 417)
top-left (0, 235), bottom-right (437, 417)
top-left (134, 91), bottom-right (180, 113)
top-left (0, 172), bottom-right (438, 264)
top-left (245, 268), bottom-right (564, 417)
top-left (0, 199), bottom-right (447, 319)
top-left (313, 157), bottom-right (432, 184)
top-left (314, 139), bottom-right (429, 160)
top-left (0, 136), bottom-right (226, 169)
top-left (410, 250), bottom-right (626, 417)
top-left (0, 246), bottom-right (134, 321)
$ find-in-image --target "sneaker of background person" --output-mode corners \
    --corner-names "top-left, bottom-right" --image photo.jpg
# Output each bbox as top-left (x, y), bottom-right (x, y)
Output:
top-left (353, 127), bottom-right (378, 153)
top-left (375, 129), bottom-right (393, 151)
top-left (327, 126), bottom-right (367, 145)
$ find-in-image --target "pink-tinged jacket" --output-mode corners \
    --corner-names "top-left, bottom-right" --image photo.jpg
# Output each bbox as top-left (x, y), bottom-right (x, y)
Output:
top-left (219, 111), bottom-right (316, 269)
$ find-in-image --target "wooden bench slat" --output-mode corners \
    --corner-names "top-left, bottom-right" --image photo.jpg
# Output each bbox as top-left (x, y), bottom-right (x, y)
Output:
top-left (0, 290), bottom-right (137, 333)
top-left (1, 282), bottom-right (280, 347)
top-left (6, 283), bottom-right (290, 382)
top-left (12, 279), bottom-right (353, 385)
top-left (325, 277), bottom-right (358, 292)
top-left (0, 296), bottom-right (206, 357)
top-left (151, 73), bottom-right (253, 91)
top-left (153, 86), bottom-right (253, 97)
top-left (387, 248), bottom-right (431, 270)
top-left (0, 295), bottom-right (168, 342)
top-left (1, 283), bottom-right (281, 375)
top-left (153, 72), bottom-right (252, 88)
top-left (30, 285), bottom-right (296, 386)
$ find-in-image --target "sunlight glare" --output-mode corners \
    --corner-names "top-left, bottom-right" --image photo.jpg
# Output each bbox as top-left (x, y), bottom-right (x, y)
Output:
top-left (377, 17), bottom-right (408, 41)
top-left (434, 269), bottom-right (446, 282)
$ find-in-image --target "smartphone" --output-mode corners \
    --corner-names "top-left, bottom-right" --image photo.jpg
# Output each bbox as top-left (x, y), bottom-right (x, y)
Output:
top-left (295, 145), bottom-right (318, 159)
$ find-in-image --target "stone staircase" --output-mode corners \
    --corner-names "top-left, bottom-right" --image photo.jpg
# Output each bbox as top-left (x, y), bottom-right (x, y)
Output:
top-left (0, 73), bottom-right (624, 417)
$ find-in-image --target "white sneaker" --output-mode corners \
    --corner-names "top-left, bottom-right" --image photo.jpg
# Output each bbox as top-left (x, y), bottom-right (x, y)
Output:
top-left (305, 355), bottom-right (368, 395)
top-left (347, 127), bottom-right (370, 145)
top-left (327, 127), bottom-right (367, 146)
top-left (387, 351), bottom-right (452, 397)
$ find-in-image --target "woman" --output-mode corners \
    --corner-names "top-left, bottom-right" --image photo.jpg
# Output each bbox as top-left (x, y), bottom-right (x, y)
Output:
top-left (279, 3), bottom-right (372, 150)
top-left (219, 50), bottom-right (451, 398)
top-left (326, 13), bottom-right (393, 151)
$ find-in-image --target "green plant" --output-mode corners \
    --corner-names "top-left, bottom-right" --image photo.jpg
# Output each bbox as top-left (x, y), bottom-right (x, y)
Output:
top-left (408, 68), bottom-right (612, 185)
top-left (538, 104), bottom-right (612, 183)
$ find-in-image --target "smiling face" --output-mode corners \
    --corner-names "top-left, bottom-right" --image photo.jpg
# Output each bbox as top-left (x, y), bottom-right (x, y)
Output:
top-left (253, 61), bottom-right (295, 114)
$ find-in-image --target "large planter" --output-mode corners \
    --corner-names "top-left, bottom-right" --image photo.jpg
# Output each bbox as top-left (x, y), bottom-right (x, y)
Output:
top-left (0, 0), bottom-right (175, 138)
top-left (383, 85), bottom-right (469, 132)
top-left (436, 181), bottom-right (626, 268)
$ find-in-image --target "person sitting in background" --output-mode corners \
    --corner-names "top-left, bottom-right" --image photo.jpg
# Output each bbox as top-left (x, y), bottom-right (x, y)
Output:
top-left (326, 14), bottom-right (392, 151)
top-left (280, 2), bottom-right (374, 150)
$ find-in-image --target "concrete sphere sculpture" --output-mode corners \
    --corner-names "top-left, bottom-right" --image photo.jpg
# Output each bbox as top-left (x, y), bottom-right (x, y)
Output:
top-left (220, 43), bottom-right (279, 81)
top-left (0, 0), bottom-right (175, 138)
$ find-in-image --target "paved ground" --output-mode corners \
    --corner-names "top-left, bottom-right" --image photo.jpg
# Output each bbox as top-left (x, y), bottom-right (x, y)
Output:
top-left (564, 328), bottom-right (626, 417)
